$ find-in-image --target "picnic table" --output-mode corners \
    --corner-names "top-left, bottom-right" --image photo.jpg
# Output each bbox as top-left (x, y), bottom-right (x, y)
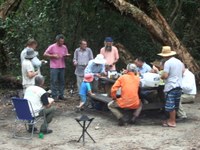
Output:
top-left (89, 76), bottom-right (165, 110)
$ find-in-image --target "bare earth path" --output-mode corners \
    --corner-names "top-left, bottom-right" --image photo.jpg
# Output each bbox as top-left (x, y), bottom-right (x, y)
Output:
top-left (0, 92), bottom-right (200, 150)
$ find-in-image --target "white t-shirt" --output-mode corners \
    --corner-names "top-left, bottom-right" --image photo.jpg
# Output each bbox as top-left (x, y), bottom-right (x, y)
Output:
top-left (24, 86), bottom-right (47, 117)
top-left (163, 57), bottom-right (184, 92)
top-left (182, 69), bottom-right (196, 95)
top-left (22, 59), bottom-right (35, 86)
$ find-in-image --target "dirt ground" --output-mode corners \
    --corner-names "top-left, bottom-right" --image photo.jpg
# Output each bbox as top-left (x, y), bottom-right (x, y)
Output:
top-left (0, 90), bottom-right (200, 150)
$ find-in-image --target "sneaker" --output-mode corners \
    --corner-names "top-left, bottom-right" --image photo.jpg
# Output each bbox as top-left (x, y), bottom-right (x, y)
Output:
top-left (40, 129), bottom-right (53, 134)
top-left (118, 118), bottom-right (126, 126)
top-left (28, 127), bottom-right (38, 133)
top-left (58, 96), bottom-right (67, 101)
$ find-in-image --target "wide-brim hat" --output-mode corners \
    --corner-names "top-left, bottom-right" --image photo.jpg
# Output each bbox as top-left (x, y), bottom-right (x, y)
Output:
top-left (25, 48), bottom-right (38, 59)
top-left (157, 46), bottom-right (176, 57)
top-left (84, 74), bottom-right (94, 82)
top-left (94, 54), bottom-right (106, 64)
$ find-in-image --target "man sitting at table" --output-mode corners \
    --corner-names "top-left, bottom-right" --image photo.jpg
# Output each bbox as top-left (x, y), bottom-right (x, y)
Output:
top-left (84, 54), bottom-right (106, 92)
top-left (108, 63), bottom-right (142, 126)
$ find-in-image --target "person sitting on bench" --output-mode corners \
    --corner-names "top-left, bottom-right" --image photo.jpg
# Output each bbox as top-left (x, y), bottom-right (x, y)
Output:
top-left (108, 63), bottom-right (142, 126)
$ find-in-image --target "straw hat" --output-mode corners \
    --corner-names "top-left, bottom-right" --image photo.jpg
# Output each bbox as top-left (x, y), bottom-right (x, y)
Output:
top-left (84, 74), bottom-right (94, 82)
top-left (94, 54), bottom-right (106, 64)
top-left (157, 46), bottom-right (176, 57)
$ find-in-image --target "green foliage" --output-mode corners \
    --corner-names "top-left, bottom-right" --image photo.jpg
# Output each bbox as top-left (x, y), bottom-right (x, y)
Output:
top-left (0, 0), bottom-right (200, 83)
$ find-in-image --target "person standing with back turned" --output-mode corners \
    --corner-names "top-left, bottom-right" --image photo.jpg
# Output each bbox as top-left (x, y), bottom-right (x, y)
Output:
top-left (158, 46), bottom-right (183, 127)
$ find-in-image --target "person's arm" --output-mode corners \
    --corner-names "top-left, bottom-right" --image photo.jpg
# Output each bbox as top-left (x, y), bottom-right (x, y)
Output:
top-left (27, 71), bottom-right (38, 78)
top-left (84, 61), bottom-right (94, 75)
top-left (111, 77), bottom-right (122, 100)
top-left (25, 62), bottom-right (38, 78)
top-left (113, 47), bottom-right (119, 65)
top-left (43, 46), bottom-right (60, 59)
top-left (64, 45), bottom-right (71, 57)
top-left (89, 48), bottom-right (94, 60)
top-left (86, 83), bottom-right (95, 95)
top-left (73, 49), bottom-right (78, 65)
top-left (161, 62), bottom-right (169, 79)
top-left (41, 93), bottom-right (54, 108)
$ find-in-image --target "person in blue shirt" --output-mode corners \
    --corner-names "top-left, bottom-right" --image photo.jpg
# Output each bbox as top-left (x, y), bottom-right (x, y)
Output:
top-left (84, 54), bottom-right (106, 92)
top-left (77, 73), bottom-right (95, 109)
top-left (134, 57), bottom-right (152, 76)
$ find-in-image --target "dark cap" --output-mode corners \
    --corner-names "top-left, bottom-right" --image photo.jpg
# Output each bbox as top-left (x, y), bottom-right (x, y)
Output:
top-left (105, 37), bottom-right (113, 42)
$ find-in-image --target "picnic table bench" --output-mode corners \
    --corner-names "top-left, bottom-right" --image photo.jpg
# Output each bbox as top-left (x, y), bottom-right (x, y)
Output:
top-left (89, 93), bottom-right (164, 110)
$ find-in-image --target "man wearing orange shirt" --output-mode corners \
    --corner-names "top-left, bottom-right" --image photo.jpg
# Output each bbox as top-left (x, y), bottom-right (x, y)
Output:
top-left (100, 37), bottom-right (119, 71)
top-left (108, 64), bottom-right (142, 126)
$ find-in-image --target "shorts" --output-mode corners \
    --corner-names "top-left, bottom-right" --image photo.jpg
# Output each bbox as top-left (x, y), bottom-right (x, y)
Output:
top-left (80, 95), bottom-right (87, 104)
top-left (165, 88), bottom-right (182, 112)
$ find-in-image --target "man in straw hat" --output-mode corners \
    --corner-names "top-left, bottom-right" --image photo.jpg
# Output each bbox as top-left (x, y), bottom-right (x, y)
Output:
top-left (158, 46), bottom-right (184, 127)
top-left (84, 54), bottom-right (106, 92)
top-left (108, 63), bottom-right (142, 126)
top-left (21, 48), bottom-right (39, 93)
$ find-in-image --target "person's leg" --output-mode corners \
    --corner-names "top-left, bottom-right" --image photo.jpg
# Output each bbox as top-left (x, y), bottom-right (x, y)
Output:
top-left (91, 79), bottom-right (98, 92)
top-left (77, 75), bottom-right (83, 92)
top-left (39, 106), bottom-right (56, 132)
top-left (181, 94), bottom-right (195, 103)
top-left (164, 89), bottom-right (182, 126)
top-left (132, 103), bottom-right (143, 121)
top-left (108, 101), bottom-right (123, 119)
top-left (77, 95), bottom-right (86, 108)
top-left (50, 68), bottom-right (59, 99)
top-left (58, 68), bottom-right (65, 99)
top-left (177, 95), bottom-right (187, 118)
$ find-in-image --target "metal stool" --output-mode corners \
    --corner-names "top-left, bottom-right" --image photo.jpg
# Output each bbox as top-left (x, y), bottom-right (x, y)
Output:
top-left (75, 115), bottom-right (96, 144)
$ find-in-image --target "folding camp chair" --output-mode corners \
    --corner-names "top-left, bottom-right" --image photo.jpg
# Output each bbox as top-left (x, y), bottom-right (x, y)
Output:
top-left (11, 97), bottom-right (46, 140)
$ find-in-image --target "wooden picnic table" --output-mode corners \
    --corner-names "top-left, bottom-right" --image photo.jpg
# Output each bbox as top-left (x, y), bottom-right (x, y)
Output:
top-left (92, 76), bottom-right (165, 110)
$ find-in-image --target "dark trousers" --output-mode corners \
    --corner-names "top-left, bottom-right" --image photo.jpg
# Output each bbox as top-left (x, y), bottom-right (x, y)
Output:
top-left (50, 68), bottom-right (65, 98)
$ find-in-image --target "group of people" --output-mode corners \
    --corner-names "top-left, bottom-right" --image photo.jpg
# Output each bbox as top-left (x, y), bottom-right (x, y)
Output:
top-left (108, 46), bottom-right (196, 127)
top-left (20, 35), bottom-right (119, 134)
top-left (20, 34), bottom-right (197, 135)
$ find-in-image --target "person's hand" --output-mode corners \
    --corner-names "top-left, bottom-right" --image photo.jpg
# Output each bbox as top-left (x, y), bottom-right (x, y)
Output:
top-left (95, 73), bottom-right (101, 77)
top-left (122, 69), bottom-right (128, 74)
top-left (152, 65), bottom-right (159, 73)
top-left (41, 60), bottom-right (48, 64)
top-left (91, 93), bottom-right (95, 96)
top-left (73, 61), bottom-right (78, 66)
top-left (48, 98), bottom-right (55, 104)
top-left (65, 53), bottom-right (71, 57)
top-left (53, 54), bottom-right (60, 59)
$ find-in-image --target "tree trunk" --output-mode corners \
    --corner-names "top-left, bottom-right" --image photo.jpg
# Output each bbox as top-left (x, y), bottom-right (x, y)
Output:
top-left (115, 43), bottom-right (135, 65)
top-left (107, 0), bottom-right (200, 79)
top-left (0, 0), bottom-right (22, 74)
top-left (0, 0), bottom-right (22, 20)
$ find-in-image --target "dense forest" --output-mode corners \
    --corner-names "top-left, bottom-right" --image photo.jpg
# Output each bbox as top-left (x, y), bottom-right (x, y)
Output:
top-left (0, 0), bottom-right (200, 85)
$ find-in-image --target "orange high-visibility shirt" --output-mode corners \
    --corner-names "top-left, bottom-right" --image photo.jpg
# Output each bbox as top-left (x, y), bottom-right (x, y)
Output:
top-left (111, 72), bottom-right (140, 109)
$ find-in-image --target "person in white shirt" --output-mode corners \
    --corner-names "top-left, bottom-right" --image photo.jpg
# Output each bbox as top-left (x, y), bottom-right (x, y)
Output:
top-left (24, 75), bottom-right (55, 134)
top-left (177, 65), bottom-right (197, 119)
top-left (21, 39), bottom-right (46, 75)
top-left (21, 48), bottom-right (39, 92)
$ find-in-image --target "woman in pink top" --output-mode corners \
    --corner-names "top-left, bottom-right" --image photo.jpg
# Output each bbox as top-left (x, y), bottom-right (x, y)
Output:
top-left (100, 37), bottom-right (119, 71)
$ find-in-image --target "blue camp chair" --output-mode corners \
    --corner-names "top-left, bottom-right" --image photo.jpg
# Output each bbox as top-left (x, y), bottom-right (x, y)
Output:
top-left (11, 97), bottom-right (46, 139)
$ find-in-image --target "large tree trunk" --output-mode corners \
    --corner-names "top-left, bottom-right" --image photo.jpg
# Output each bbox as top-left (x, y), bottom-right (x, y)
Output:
top-left (107, 0), bottom-right (200, 79)
top-left (115, 43), bottom-right (135, 65)
top-left (0, 0), bottom-right (22, 74)
top-left (0, 0), bottom-right (22, 20)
